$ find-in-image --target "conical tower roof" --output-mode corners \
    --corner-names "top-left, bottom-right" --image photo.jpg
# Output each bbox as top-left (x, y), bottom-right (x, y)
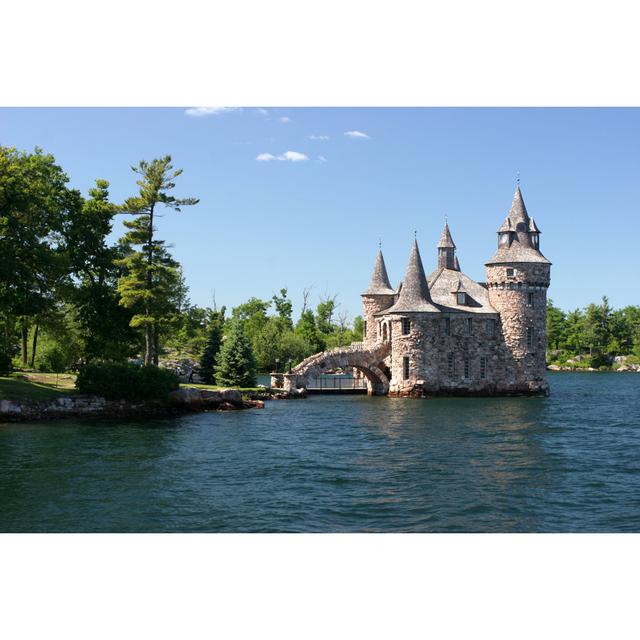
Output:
top-left (362, 250), bottom-right (395, 295)
top-left (507, 186), bottom-right (529, 224)
top-left (385, 240), bottom-right (439, 313)
top-left (437, 222), bottom-right (456, 249)
top-left (487, 185), bottom-right (550, 265)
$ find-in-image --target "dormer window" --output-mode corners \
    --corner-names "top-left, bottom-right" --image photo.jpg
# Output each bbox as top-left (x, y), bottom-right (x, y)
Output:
top-left (499, 233), bottom-right (509, 246)
top-left (456, 292), bottom-right (466, 305)
top-left (506, 268), bottom-right (515, 278)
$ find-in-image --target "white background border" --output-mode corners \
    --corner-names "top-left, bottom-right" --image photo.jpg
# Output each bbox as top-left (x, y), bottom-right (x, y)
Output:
top-left (2, 1), bottom-right (640, 638)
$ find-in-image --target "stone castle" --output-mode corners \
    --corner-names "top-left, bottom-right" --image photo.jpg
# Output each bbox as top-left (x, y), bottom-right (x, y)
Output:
top-left (280, 185), bottom-right (551, 396)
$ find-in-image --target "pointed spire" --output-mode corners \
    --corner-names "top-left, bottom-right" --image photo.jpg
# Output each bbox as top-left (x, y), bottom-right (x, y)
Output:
top-left (437, 222), bottom-right (456, 249)
top-left (487, 185), bottom-right (550, 265)
top-left (437, 222), bottom-right (458, 270)
top-left (508, 186), bottom-right (529, 224)
top-left (362, 249), bottom-right (395, 295)
top-left (386, 239), bottom-right (439, 313)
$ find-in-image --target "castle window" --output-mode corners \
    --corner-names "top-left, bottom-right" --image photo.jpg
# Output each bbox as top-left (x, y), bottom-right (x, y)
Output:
top-left (527, 292), bottom-right (534, 307)
top-left (464, 357), bottom-right (470, 380)
top-left (363, 321), bottom-right (367, 338)
top-left (506, 268), bottom-right (515, 277)
top-left (465, 317), bottom-right (473, 336)
top-left (403, 355), bottom-right (410, 380)
top-left (443, 318), bottom-right (450, 336)
top-left (480, 357), bottom-right (487, 379)
top-left (487, 318), bottom-right (496, 337)
top-left (457, 292), bottom-right (466, 305)
top-left (527, 327), bottom-right (535, 351)
top-left (447, 353), bottom-right (455, 378)
top-left (401, 318), bottom-right (411, 335)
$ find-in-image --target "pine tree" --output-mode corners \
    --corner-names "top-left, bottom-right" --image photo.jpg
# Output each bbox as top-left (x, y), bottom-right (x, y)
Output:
top-left (117, 157), bottom-right (198, 365)
top-left (215, 320), bottom-right (257, 388)
top-left (199, 307), bottom-right (226, 384)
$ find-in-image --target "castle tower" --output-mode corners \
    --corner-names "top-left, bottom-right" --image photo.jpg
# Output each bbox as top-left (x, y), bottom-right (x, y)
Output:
top-left (361, 249), bottom-right (395, 345)
top-left (386, 239), bottom-right (439, 313)
top-left (485, 185), bottom-right (551, 393)
top-left (437, 222), bottom-right (460, 271)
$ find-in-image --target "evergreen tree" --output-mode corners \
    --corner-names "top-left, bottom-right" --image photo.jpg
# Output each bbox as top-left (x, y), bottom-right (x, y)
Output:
top-left (215, 320), bottom-right (257, 387)
top-left (117, 156), bottom-right (198, 365)
top-left (199, 307), bottom-right (226, 384)
top-left (546, 299), bottom-right (567, 351)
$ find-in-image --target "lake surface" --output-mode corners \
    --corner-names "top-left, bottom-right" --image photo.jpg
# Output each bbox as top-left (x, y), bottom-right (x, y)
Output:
top-left (1, 372), bottom-right (639, 532)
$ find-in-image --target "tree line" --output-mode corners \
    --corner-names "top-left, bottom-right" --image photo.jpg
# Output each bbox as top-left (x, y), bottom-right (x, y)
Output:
top-left (547, 297), bottom-right (640, 368)
top-left (0, 146), bottom-right (363, 385)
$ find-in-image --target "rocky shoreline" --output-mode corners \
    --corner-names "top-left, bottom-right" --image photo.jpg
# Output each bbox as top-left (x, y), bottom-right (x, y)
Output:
top-left (0, 386), bottom-right (307, 423)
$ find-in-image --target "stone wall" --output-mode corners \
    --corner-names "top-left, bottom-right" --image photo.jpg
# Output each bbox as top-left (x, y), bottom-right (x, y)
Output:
top-left (486, 262), bottom-right (550, 392)
top-left (361, 294), bottom-right (395, 348)
top-left (385, 312), bottom-right (517, 395)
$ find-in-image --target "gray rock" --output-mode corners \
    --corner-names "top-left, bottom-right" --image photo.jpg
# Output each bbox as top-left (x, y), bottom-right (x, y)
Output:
top-left (219, 389), bottom-right (242, 403)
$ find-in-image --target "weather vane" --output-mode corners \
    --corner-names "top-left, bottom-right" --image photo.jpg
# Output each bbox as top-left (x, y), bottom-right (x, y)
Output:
top-left (516, 171), bottom-right (520, 186)
top-left (378, 237), bottom-right (382, 250)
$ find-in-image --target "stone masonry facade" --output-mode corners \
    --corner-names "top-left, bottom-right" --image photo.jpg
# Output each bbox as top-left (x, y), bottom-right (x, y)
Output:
top-left (285, 185), bottom-right (551, 397)
top-left (361, 185), bottom-right (551, 396)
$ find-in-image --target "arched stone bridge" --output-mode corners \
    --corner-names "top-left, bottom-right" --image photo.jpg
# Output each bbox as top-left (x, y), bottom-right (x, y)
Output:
top-left (274, 341), bottom-right (392, 395)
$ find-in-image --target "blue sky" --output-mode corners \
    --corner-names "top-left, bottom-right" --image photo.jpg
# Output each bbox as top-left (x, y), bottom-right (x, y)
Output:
top-left (1, 107), bottom-right (638, 320)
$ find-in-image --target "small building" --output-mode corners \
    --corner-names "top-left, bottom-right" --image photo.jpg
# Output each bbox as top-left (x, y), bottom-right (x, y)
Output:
top-left (361, 185), bottom-right (551, 395)
top-left (280, 185), bottom-right (551, 396)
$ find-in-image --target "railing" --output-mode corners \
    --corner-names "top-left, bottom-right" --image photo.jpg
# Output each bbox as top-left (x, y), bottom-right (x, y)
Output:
top-left (306, 375), bottom-right (368, 391)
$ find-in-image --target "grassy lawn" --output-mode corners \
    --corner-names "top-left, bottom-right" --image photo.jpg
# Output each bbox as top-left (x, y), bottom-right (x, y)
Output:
top-left (0, 372), bottom-right (77, 403)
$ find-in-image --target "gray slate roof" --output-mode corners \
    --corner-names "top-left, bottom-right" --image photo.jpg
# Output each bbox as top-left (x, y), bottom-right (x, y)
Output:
top-left (385, 240), bottom-right (439, 313)
top-left (362, 250), bottom-right (396, 295)
top-left (437, 223), bottom-right (456, 248)
top-left (427, 267), bottom-right (498, 314)
top-left (487, 187), bottom-right (551, 265)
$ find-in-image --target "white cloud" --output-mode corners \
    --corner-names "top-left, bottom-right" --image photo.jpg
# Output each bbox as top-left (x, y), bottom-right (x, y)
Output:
top-left (257, 108), bottom-right (269, 115)
top-left (256, 150), bottom-right (309, 163)
top-left (307, 134), bottom-right (329, 140)
top-left (279, 116), bottom-right (291, 123)
top-left (185, 107), bottom-right (239, 117)
top-left (280, 150), bottom-right (308, 162)
top-left (317, 155), bottom-right (328, 163)
top-left (344, 130), bottom-right (370, 139)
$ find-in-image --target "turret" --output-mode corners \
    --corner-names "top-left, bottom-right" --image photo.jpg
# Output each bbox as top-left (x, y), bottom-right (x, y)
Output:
top-left (485, 185), bottom-right (551, 393)
top-left (386, 239), bottom-right (439, 314)
top-left (361, 249), bottom-right (395, 345)
top-left (437, 222), bottom-right (460, 271)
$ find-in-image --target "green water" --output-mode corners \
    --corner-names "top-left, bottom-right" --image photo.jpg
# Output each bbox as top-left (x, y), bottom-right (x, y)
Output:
top-left (1, 372), bottom-right (639, 532)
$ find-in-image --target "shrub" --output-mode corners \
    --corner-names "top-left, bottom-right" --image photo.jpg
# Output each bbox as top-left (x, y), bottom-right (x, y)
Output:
top-left (76, 363), bottom-right (179, 401)
top-left (38, 346), bottom-right (67, 373)
top-left (0, 352), bottom-right (12, 375)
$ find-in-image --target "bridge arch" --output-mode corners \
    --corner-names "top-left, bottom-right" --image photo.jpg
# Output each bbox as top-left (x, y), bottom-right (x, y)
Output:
top-left (279, 342), bottom-right (391, 396)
